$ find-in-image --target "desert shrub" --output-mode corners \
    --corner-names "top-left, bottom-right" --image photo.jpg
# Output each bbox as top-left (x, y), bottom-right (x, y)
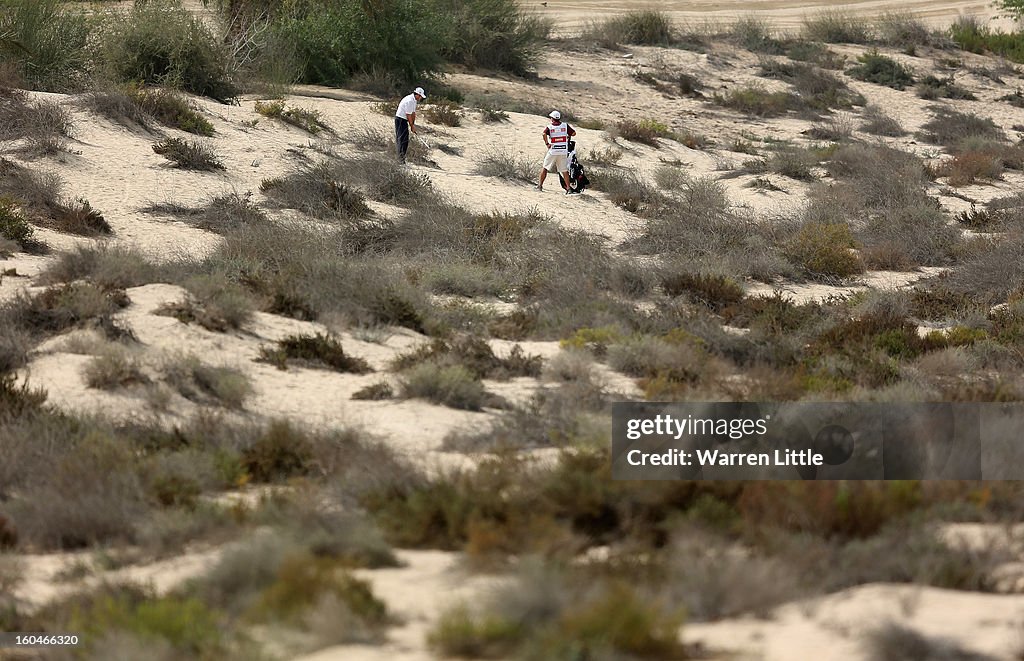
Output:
top-left (759, 59), bottom-right (864, 111)
top-left (479, 106), bottom-right (510, 123)
top-left (41, 243), bottom-right (158, 291)
top-left (432, 0), bottom-right (549, 74)
top-left (949, 16), bottom-right (1024, 63)
top-left (59, 586), bottom-right (225, 657)
top-left (419, 98), bottom-right (462, 126)
top-left (936, 150), bottom-right (1004, 186)
top-left (660, 270), bottom-right (744, 310)
top-left (876, 11), bottom-right (935, 48)
top-left (259, 333), bottom-right (372, 373)
top-left (613, 119), bottom-right (669, 147)
top-left (158, 274), bottom-right (254, 333)
top-left (0, 0), bottom-right (89, 92)
top-left (785, 40), bottom-right (846, 69)
top-left (918, 105), bottom-right (1005, 148)
top-left (728, 16), bottom-right (785, 54)
top-left (583, 10), bottom-right (675, 46)
top-left (945, 233), bottom-right (1024, 302)
top-left (273, 0), bottom-right (442, 88)
top-left (767, 147), bottom-right (818, 180)
top-left (47, 198), bottom-right (112, 236)
top-left (860, 104), bottom-right (906, 136)
top-left (100, 1), bottom-right (238, 102)
top-left (5, 282), bottom-right (127, 337)
top-left (249, 552), bottom-right (389, 638)
top-left (916, 74), bottom-right (976, 100)
top-left (713, 85), bottom-right (798, 117)
top-left (400, 363), bottom-right (487, 410)
top-left (260, 161), bottom-right (371, 218)
top-left (6, 433), bottom-right (148, 549)
top-left (0, 197), bottom-right (31, 245)
top-left (806, 115), bottom-right (854, 141)
top-left (393, 335), bottom-right (541, 380)
top-left (822, 142), bottom-right (930, 209)
top-left (786, 222), bottom-right (864, 279)
top-left (607, 334), bottom-right (708, 386)
top-left (254, 99), bottom-right (330, 134)
top-left (143, 192), bottom-right (268, 234)
top-left (848, 50), bottom-right (915, 89)
top-left (85, 347), bottom-right (150, 390)
top-left (592, 168), bottom-right (670, 216)
top-left (161, 355), bottom-right (252, 409)
top-left (125, 85), bottom-right (214, 135)
top-left (476, 148), bottom-right (536, 181)
top-left (342, 155), bottom-right (435, 205)
top-left (352, 381), bottom-right (394, 400)
top-left (802, 10), bottom-right (871, 44)
top-left (79, 84), bottom-right (156, 132)
top-left (0, 93), bottom-right (75, 154)
top-left (240, 420), bottom-right (315, 482)
top-left (431, 561), bottom-right (686, 660)
top-left (151, 137), bottom-right (224, 171)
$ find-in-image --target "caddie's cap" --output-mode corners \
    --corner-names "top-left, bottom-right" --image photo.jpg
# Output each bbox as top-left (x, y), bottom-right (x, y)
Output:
top-left (549, 110), bottom-right (560, 119)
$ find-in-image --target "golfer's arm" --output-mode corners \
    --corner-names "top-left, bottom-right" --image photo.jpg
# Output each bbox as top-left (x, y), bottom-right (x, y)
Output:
top-left (408, 111), bottom-right (416, 132)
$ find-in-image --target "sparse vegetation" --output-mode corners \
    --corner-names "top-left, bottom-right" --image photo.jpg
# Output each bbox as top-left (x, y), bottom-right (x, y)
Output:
top-left (100, 1), bottom-right (238, 102)
top-left (255, 99), bottom-right (330, 134)
top-left (582, 10), bottom-right (676, 47)
top-left (802, 10), bottom-right (871, 44)
top-left (848, 51), bottom-right (915, 89)
top-left (152, 138), bottom-right (226, 171)
top-left (259, 333), bottom-right (372, 374)
top-left (860, 104), bottom-right (907, 136)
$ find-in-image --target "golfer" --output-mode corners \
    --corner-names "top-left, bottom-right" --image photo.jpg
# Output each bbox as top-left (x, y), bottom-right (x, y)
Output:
top-left (395, 87), bottom-right (426, 164)
top-left (536, 110), bottom-right (576, 194)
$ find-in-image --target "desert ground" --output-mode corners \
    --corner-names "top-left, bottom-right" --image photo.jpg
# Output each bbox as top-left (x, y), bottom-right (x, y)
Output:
top-left (4, 1), bottom-right (1024, 660)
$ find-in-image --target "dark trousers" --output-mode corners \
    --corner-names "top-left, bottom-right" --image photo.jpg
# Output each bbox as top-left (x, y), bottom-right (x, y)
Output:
top-left (395, 116), bottom-right (410, 162)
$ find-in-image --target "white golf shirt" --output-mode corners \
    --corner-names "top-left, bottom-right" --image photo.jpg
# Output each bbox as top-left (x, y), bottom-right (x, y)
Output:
top-left (395, 94), bottom-right (418, 120)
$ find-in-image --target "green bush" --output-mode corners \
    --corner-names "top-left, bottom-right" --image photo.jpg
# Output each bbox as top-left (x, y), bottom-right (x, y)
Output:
top-left (400, 363), bottom-right (487, 411)
top-left (127, 85), bottom-right (214, 135)
top-left (0, 0), bottom-right (89, 92)
top-left (274, 0), bottom-right (442, 87)
top-left (950, 16), bottom-right (1024, 63)
top-left (69, 589), bottom-right (223, 657)
top-left (254, 99), bottom-right (330, 134)
top-left (433, 0), bottom-right (550, 75)
top-left (152, 137), bottom-right (225, 171)
top-left (787, 222), bottom-right (864, 279)
top-left (259, 333), bottom-right (373, 374)
top-left (587, 10), bottom-right (675, 46)
top-left (101, 1), bottom-right (238, 102)
top-left (848, 50), bottom-right (915, 89)
top-left (802, 10), bottom-right (871, 44)
top-left (713, 85), bottom-right (798, 117)
top-left (0, 196), bottom-right (32, 245)
top-left (242, 420), bottom-right (315, 482)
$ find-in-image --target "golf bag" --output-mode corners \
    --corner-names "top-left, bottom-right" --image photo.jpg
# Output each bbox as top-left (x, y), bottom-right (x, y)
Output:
top-left (559, 140), bottom-right (590, 194)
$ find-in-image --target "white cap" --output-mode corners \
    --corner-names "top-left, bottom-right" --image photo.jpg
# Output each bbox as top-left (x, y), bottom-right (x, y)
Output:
top-left (414, 87), bottom-right (427, 98)
top-left (549, 110), bottom-right (560, 119)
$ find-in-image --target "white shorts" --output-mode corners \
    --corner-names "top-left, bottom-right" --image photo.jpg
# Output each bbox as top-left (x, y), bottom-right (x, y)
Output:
top-left (543, 152), bottom-right (569, 173)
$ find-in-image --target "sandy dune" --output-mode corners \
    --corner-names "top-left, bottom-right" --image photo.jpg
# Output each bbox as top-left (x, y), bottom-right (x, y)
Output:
top-left (533, 0), bottom-right (1012, 34)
